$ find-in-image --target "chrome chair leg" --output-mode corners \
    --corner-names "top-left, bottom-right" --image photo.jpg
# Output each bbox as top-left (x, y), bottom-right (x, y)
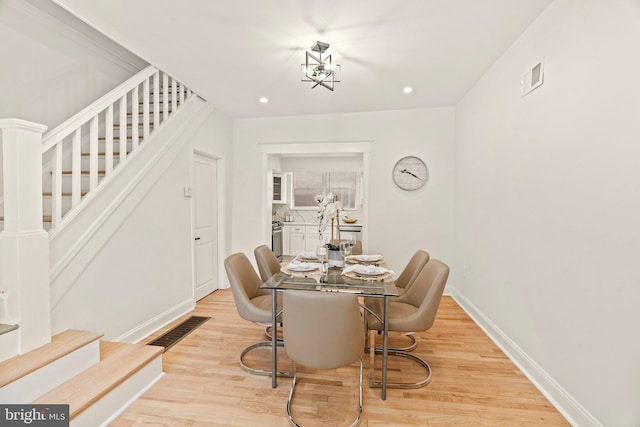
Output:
top-left (262, 323), bottom-right (284, 342)
top-left (287, 358), bottom-right (363, 427)
top-left (369, 330), bottom-right (432, 389)
top-left (239, 341), bottom-right (292, 377)
top-left (368, 331), bottom-right (417, 352)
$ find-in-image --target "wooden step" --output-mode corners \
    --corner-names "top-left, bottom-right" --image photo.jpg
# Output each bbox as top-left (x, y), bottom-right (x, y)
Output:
top-left (112, 122), bottom-right (155, 127)
top-left (0, 330), bottom-right (101, 403)
top-left (128, 110), bottom-right (173, 116)
top-left (80, 152), bottom-right (128, 157)
top-left (33, 341), bottom-right (163, 421)
top-left (58, 170), bottom-right (106, 175)
top-left (98, 136), bottom-right (133, 142)
top-left (0, 330), bottom-right (103, 389)
top-left (43, 192), bottom-right (88, 197)
top-left (0, 324), bottom-right (18, 336)
top-left (0, 215), bottom-right (51, 223)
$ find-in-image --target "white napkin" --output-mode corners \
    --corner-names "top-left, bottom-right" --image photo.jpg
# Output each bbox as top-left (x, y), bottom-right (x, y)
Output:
top-left (299, 251), bottom-right (318, 260)
top-left (287, 258), bottom-right (320, 270)
top-left (342, 264), bottom-right (395, 277)
top-left (352, 254), bottom-right (383, 262)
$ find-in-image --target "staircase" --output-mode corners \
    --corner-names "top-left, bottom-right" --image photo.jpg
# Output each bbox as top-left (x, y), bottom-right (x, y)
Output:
top-left (42, 66), bottom-right (192, 233)
top-left (1, 66), bottom-right (193, 233)
top-left (0, 65), bottom-right (199, 424)
top-left (0, 330), bottom-right (163, 426)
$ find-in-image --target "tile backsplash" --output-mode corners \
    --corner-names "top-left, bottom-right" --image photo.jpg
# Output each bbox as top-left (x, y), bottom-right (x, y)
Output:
top-left (273, 204), bottom-right (363, 224)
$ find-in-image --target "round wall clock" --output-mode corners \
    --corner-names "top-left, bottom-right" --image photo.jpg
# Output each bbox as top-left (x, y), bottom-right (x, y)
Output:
top-left (392, 156), bottom-right (428, 191)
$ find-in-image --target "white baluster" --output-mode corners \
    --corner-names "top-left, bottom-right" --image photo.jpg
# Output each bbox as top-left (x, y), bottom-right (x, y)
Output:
top-left (143, 77), bottom-right (150, 140)
top-left (89, 115), bottom-right (99, 191)
top-left (132, 85), bottom-right (139, 152)
top-left (187, 88), bottom-right (192, 98)
top-left (179, 82), bottom-right (185, 105)
top-left (51, 142), bottom-right (63, 228)
top-left (105, 104), bottom-right (114, 175)
top-left (119, 94), bottom-right (127, 164)
top-left (71, 128), bottom-right (81, 208)
top-left (153, 71), bottom-right (160, 130)
top-left (171, 77), bottom-right (177, 113)
top-left (163, 72), bottom-right (169, 122)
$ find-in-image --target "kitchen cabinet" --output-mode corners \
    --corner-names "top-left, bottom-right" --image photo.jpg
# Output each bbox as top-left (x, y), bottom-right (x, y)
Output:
top-left (283, 224), bottom-right (321, 256)
top-left (272, 172), bottom-right (292, 204)
top-left (288, 225), bottom-right (306, 254)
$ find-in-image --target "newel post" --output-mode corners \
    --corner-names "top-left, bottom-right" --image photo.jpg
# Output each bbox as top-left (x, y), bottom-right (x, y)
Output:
top-left (0, 119), bottom-right (51, 353)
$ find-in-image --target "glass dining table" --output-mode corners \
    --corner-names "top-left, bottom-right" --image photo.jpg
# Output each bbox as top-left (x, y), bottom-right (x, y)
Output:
top-left (260, 265), bottom-right (398, 400)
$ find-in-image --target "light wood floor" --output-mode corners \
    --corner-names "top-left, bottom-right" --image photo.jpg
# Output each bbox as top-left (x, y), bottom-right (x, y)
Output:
top-left (111, 290), bottom-right (569, 426)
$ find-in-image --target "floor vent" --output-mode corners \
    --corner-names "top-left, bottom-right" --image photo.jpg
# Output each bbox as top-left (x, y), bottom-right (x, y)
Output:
top-left (147, 316), bottom-right (210, 352)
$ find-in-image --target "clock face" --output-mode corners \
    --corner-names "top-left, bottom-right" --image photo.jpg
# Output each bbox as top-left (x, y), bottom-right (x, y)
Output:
top-left (392, 156), bottom-right (428, 191)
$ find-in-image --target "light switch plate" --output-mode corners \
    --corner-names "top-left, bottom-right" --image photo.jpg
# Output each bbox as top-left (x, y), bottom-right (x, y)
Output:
top-left (184, 186), bottom-right (192, 197)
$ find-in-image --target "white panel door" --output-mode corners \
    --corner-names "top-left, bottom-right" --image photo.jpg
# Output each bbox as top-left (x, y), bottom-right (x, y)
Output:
top-left (193, 153), bottom-right (218, 300)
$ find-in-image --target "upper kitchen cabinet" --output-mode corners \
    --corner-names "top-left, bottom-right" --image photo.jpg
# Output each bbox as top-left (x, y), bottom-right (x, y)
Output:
top-left (272, 172), bottom-right (292, 204)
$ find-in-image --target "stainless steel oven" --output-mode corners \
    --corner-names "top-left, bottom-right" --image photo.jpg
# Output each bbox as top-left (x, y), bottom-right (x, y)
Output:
top-left (271, 221), bottom-right (283, 260)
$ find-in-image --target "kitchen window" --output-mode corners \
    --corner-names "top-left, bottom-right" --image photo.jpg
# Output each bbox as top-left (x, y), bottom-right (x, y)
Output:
top-left (291, 171), bottom-right (360, 209)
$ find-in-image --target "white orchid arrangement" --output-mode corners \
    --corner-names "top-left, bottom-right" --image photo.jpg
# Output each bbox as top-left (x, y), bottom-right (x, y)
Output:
top-left (315, 192), bottom-right (340, 238)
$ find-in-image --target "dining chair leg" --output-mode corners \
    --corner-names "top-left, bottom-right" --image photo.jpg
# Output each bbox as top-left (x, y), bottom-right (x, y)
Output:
top-left (369, 329), bottom-right (376, 387)
top-left (287, 359), bottom-right (363, 427)
top-left (369, 347), bottom-right (432, 389)
top-left (239, 341), bottom-right (292, 377)
top-left (370, 332), bottom-right (417, 352)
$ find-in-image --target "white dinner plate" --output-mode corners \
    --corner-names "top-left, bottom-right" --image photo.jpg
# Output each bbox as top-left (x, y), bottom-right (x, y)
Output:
top-left (352, 266), bottom-right (387, 276)
top-left (351, 254), bottom-right (383, 262)
top-left (287, 263), bottom-right (319, 272)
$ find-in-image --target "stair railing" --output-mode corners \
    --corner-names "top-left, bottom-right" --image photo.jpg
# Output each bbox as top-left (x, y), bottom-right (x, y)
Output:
top-left (41, 65), bottom-right (194, 232)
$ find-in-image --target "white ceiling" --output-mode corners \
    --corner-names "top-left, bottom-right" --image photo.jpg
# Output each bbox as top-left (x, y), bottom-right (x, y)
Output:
top-left (53, 0), bottom-right (553, 118)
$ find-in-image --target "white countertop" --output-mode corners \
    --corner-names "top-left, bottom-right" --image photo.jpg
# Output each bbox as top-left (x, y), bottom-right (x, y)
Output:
top-left (281, 221), bottom-right (363, 227)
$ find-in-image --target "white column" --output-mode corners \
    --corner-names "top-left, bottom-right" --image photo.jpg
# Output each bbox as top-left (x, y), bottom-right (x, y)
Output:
top-left (0, 119), bottom-right (51, 354)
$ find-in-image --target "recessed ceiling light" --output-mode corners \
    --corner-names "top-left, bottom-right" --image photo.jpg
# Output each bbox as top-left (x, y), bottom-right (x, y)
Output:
top-left (259, 97), bottom-right (269, 103)
top-left (403, 87), bottom-right (413, 94)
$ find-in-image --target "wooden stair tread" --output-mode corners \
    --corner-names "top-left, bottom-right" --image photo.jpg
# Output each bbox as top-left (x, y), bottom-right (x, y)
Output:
top-left (0, 216), bottom-right (51, 222)
top-left (33, 341), bottom-right (163, 418)
top-left (80, 152), bottom-right (127, 157)
top-left (0, 330), bottom-right (103, 389)
top-left (43, 192), bottom-right (88, 197)
top-left (112, 123), bottom-right (155, 127)
top-left (59, 170), bottom-right (106, 175)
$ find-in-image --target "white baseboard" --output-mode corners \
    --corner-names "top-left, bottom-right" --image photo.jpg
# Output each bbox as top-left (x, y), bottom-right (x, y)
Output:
top-left (447, 286), bottom-right (601, 427)
top-left (114, 298), bottom-right (195, 344)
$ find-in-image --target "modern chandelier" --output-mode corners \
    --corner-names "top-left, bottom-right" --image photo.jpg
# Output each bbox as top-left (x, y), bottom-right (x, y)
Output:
top-left (301, 41), bottom-right (341, 91)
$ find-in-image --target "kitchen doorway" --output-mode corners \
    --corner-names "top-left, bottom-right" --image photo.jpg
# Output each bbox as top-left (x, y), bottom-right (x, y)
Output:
top-left (261, 141), bottom-right (372, 251)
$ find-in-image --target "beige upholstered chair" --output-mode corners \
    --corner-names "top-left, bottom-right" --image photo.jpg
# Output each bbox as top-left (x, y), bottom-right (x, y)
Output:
top-left (224, 253), bottom-right (290, 377)
top-left (284, 290), bottom-right (365, 427)
top-left (366, 259), bottom-right (449, 388)
top-left (379, 249), bottom-right (430, 352)
top-left (254, 244), bottom-right (281, 282)
top-left (395, 249), bottom-right (430, 293)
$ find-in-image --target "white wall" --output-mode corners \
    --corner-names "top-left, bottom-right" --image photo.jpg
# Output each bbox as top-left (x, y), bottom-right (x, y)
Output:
top-left (233, 108), bottom-right (455, 273)
top-left (0, 0), bottom-right (145, 129)
top-left (454, 0), bottom-right (640, 425)
top-left (51, 109), bottom-right (233, 341)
